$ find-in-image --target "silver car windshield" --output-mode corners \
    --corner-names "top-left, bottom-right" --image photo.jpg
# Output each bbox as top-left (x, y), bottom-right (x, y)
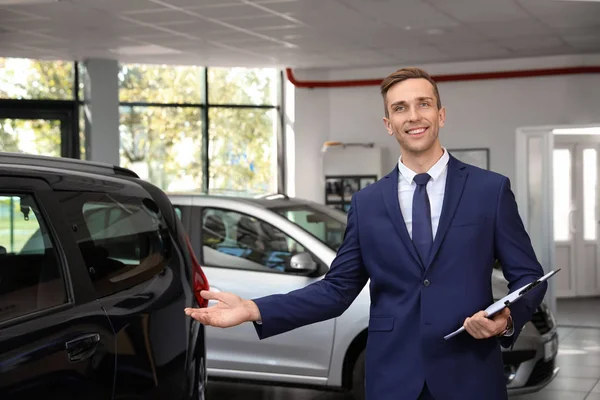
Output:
top-left (270, 204), bottom-right (348, 251)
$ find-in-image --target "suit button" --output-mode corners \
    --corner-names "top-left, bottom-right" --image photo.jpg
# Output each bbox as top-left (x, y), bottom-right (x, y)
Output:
top-left (423, 279), bottom-right (431, 287)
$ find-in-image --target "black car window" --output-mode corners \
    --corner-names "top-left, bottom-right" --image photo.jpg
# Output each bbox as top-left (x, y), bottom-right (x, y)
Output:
top-left (0, 194), bottom-right (67, 323)
top-left (201, 208), bottom-right (306, 273)
top-left (58, 192), bottom-right (171, 298)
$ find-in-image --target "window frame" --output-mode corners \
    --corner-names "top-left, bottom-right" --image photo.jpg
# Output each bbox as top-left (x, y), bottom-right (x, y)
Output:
top-left (0, 58), bottom-right (81, 159)
top-left (0, 183), bottom-right (73, 329)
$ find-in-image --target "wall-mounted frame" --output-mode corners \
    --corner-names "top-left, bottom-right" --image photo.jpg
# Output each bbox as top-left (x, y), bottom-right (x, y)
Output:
top-left (448, 147), bottom-right (490, 170)
top-left (325, 174), bottom-right (377, 212)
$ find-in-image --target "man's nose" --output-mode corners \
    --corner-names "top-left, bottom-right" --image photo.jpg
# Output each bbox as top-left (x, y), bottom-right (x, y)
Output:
top-left (408, 107), bottom-right (421, 122)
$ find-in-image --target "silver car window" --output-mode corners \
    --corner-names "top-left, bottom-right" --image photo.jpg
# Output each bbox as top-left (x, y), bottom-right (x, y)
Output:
top-left (270, 205), bottom-right (347, 251)
top-left (201, 208), bottom-right (306, 273)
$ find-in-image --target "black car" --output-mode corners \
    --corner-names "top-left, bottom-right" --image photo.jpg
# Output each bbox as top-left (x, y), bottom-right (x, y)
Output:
top-left (0, 152), bottom-right (209, 399)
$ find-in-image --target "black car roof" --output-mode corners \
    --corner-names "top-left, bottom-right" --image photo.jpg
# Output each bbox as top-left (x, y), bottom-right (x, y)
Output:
top-left (0, 152), bottom-right (139, 179)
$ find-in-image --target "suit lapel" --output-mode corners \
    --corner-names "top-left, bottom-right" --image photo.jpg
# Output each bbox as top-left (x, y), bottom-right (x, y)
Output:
top-left (381, 166), bottom-right (423, 268)
top-left (425, 155), bottom-right (468, 268)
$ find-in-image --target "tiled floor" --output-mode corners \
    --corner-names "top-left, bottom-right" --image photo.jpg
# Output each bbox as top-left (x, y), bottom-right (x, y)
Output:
top-left (556, 298), bottom-right (600, 328)
top-left (206, 298), bottom-right (600, 399)
top-left (510, 326), bottom-right (600, 400)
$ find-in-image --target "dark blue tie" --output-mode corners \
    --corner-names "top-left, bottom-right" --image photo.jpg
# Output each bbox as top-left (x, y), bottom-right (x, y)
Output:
top-left (412, 173), bottom-right (433, 265)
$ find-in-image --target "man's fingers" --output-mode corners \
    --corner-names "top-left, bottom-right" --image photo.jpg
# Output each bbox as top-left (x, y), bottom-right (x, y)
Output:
top-left (464, 310), bottom-right (502, 338)
top-left (200, 290), bottom-right (223, 301)
top-left (184, 307), bottom-right (195, 315)
top-left (190, 311), bottom-right (213, 325)
top-left (186, 308), bottom-right (217, 323)
top-left (184, 306), bottom-right (221, 316)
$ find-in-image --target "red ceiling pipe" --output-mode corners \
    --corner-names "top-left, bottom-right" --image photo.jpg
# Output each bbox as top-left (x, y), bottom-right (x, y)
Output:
top-left (285, 66), bottom-right (600, 88)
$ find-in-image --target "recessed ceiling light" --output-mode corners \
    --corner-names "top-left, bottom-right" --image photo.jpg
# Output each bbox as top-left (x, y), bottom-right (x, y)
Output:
top-left (110, 45), bottom-right (181, 56)
top-left (0, 0), bottom-right (59, 4)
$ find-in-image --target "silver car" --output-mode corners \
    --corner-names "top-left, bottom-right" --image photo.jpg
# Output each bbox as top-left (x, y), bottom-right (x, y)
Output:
top-left (169, 193), bottom-right (559, 398)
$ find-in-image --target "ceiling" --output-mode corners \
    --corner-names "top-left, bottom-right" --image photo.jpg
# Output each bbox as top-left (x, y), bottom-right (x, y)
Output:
top-left (0, 0), bottom-right (599, 69)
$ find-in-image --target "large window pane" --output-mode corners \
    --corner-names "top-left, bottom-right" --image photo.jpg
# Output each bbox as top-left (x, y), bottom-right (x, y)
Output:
top-left (208, 68), bottom-right (278, 105)
top-left (0, 57), bottom-right (74, 100)
top-left (119, 64), bottom-right (204, 104)
top-left (553, 149), bottom-right (572, 241)
top-left (209, 107), bottom-right (277, 194)
top-left (0, 118), bottom-right (61, 157)
top-left (119, 106), bottom-right (203, 192)
top-left (583, 148), bottom-right (597, 240)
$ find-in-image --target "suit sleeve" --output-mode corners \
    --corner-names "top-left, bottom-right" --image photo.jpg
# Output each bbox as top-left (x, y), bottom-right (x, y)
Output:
top-left (494, 177), bottom-right (547, 348)
top-left (252, 195), bottom-right (369, 339)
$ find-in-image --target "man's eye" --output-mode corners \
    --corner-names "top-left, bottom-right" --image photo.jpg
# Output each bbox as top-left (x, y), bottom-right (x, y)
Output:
top-left (420, 102), bottom-right (430, 107)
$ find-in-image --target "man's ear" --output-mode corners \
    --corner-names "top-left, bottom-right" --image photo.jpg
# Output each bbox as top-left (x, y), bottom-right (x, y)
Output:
top-left (438, 107), bottom-right (446, 128)
top-left (383, 117), bottom-right (393, 136)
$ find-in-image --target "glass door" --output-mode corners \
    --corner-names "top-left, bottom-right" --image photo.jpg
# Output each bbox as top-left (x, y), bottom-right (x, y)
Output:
top-left (0, 118), bottom-right (62, 157)
top-left (0, 105), bottom-right (76, 158)
top-left (552, 139), bottom-right (600, 298)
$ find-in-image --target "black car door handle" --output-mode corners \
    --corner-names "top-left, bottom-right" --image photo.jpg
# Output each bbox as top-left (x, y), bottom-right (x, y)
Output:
top-left (65, 333), bottom-right (101, 362)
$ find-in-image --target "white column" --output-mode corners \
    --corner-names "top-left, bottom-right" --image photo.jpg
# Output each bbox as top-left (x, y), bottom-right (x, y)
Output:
top-left (82, 58), bottom-right (119, 165)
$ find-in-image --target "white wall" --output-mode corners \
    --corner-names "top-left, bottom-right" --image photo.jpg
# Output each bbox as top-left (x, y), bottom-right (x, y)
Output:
top-left (290, 54), bottom-right (600, 203)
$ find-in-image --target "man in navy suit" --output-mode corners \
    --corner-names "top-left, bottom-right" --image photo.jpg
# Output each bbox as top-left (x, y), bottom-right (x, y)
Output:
top-left (185, 67), bottom-right (547, 400)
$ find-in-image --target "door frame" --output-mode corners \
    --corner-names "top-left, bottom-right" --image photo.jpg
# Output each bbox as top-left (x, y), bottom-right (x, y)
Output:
top-left (516, 125), bottom-right (556, 314)
top-left (555, 135), bottom-right (600, 297)
top-left (516, 123), bottom-right (600, 314)
top-left (0, 99), bottom-right (79, 158)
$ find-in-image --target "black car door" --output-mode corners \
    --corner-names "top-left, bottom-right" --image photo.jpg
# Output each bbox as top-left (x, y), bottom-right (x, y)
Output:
top-left (55, 186), bottom-right (194, 400)
top-left (0, 177), bottom-right (116, 399)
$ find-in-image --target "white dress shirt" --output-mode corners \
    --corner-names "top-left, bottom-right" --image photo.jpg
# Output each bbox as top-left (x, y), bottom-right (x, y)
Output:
top-left (397, 148), bottom-right (449, 239)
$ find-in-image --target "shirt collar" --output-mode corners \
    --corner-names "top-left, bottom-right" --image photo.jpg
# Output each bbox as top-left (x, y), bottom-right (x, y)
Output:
top-left (397, 147), bottom-right (449, 184)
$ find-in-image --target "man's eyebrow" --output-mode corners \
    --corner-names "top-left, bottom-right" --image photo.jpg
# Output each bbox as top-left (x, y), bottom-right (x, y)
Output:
top-left (390, 100), bottom-right (407, 107)
top-left (390, 97), bottom-right (434, 107)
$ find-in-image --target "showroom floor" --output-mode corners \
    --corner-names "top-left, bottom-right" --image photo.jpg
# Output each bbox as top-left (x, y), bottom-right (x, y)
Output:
top-left (207, 298), bottom-right (600, 400)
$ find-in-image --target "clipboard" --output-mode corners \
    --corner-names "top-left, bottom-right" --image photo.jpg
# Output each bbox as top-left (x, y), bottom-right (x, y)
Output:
top-left (443, 269), bottom-right (560, 340)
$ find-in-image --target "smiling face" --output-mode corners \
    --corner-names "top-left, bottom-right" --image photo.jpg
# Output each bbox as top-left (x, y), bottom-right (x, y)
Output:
top-left (382, 77), bottom-right (445, 158)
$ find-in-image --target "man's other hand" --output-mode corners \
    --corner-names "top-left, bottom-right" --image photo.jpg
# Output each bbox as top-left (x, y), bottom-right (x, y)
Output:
top-left (463, 307), bottom-right (511, 339)
top-left (184, 290), bottom-right (261, 328)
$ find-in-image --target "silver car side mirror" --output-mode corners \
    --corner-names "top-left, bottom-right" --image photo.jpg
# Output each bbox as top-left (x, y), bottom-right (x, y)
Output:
top-left (286, 252), bottom-right (317, 274)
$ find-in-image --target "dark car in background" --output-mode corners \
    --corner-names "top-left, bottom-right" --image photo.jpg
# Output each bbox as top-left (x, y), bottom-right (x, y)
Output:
top-left (0, 153), bottom-right (209, 399)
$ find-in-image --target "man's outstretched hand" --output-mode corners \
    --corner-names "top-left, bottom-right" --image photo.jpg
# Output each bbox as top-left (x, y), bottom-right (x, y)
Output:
top-left (184, 290), bottom-right (262, 328)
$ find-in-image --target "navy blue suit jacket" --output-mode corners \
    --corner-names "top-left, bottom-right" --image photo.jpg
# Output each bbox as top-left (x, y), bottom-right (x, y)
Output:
top-left (253, 155), bottom-right (547, 400)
